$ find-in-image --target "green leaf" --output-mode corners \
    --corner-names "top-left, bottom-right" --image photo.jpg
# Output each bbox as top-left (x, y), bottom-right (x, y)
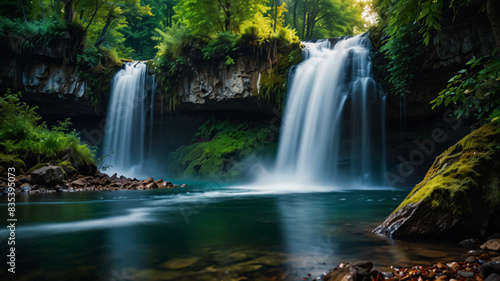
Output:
top-left (444, 97), bottom-right (452, 106)
top-left (490, 108), bottom-right (500, 120)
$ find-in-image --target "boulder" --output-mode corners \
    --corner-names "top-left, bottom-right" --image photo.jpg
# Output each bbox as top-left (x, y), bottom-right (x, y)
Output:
top-left (480, 261), bottom-right (500, 278)
top-left (485, 273), bottom-right (500, 281)
top-left (146, 182), bottom-right (158, 189)
top-left (374, 121), bottom-right (500, 240)
top-left (31, 166), bottom-right (64, 187)
top-left (324, 265), bottom-right (371, 281)
top-left (70, 179), bottom-right (88, 188)
top-left (143, 177), bottom-right (154, 184)
top-left (482, 239), bottom-right (500, 251)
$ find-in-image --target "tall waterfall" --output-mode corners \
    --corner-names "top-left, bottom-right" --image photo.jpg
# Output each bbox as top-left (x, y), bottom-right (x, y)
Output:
top-left (274, 34), bottom-right (386, 185)
top-left (102, 61), bottom-right (157, 178)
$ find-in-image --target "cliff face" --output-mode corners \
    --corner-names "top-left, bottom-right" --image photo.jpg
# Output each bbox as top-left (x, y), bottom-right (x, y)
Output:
top-left (2, 52), bottom-right (275, 116)
top-left (21, 61), bottom-right (85, 97)
top-left (171, 51), bottom-right (277, 113)
top-left (1, 55), bottom-right (95, 117)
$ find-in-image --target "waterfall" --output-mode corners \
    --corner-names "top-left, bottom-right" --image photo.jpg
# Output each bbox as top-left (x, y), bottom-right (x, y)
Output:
top-left (274, 34), bottom-right (386, 186)
top-left (102, 61), bottom-right (157, 178)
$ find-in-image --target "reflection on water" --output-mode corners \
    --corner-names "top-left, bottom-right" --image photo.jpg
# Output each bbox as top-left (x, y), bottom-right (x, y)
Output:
top-left (0, 185), bottom-right (465, 280)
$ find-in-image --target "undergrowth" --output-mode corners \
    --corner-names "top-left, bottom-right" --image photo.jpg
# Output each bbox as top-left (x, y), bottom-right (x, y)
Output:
top-left (0, 90), bottom-right (96, 176)
top-left (167, 118), bottom-right (278, 180)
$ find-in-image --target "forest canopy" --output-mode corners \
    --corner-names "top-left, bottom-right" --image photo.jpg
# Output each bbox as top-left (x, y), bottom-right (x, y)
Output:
top-left (0, 0), bottom-right (371, 60)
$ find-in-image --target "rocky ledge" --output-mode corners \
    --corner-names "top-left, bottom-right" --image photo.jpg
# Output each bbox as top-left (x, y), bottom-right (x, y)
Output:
top-left (320, 238), bottom-right (500, 281)
top-left (0, 165), bottom-right (185, 195)
top-left (374, 121), bottom-right (500, 240)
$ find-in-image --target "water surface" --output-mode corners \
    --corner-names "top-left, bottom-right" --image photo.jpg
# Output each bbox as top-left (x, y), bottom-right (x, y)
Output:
top-left (0, 184), bottom-right (465, 280)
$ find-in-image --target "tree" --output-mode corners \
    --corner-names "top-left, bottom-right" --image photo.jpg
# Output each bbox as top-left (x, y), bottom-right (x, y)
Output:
top-left (282, 0), bottom-right (365, 40)
top-left (123, 0), bottom-right (177, 59)
top-left (174, 0), bottom-right (266, 37)
top-left (487, 0), bottom-right (500, 56)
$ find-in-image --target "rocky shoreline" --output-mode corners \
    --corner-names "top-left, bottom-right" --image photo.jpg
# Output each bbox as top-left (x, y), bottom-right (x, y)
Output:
top-left (0, 165), bottom-right (186, 195)
top-left (320, 238), bottom-right (500, 281)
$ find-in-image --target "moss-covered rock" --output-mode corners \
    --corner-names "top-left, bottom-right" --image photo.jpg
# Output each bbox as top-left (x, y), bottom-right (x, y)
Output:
top-left (374, 121), bottom-right (500, 240)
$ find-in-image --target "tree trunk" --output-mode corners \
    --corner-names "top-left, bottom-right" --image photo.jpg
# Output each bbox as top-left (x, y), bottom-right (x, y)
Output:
top-left (292, 1), bottom-right (297, 30)
top-left (224, 1), bottom-right (231, 32)
top-left (302, 0), bottom-right (308, 39)
top-left (487, 0), bottom-right (500, 56)
top-left (63, 0), bottom-right (73, 24)
top-left (94, 16), bottom-right (113, 48)
top-left (20, 0), bottom-right (28, 22)
top-left (40, 0), bottom-right (46, 20)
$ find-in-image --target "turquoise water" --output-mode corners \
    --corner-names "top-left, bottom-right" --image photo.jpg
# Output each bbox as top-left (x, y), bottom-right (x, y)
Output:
top-left (0, 184), bottom-right (465, 280)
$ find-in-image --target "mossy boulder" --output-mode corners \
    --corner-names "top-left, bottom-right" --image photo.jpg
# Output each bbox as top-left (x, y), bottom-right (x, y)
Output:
top-left (374, 121), bottom-right (500, 240)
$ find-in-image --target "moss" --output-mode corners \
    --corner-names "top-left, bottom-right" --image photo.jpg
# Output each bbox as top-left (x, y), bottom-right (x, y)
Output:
top-left (396, 121), bottom-right (500, 215)
top-left (258, 41), bottom-right (302, 110)
top-left (167, 119), bottom-right (278, 180)
top-left (0, 153), bottom-right (26, 174)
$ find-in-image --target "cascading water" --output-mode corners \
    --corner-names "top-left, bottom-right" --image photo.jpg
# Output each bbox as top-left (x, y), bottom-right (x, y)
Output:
top-left (274, 34), bottom-right (386, 186)
top-left (102, 61), bottom-right (157, 178)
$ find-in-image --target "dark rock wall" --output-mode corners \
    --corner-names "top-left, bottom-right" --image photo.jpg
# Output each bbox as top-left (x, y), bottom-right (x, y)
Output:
top-left (384, 5), bottom-right (496, 187)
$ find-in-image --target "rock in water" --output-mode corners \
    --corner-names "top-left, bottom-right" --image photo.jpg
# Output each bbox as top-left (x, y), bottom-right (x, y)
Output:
top-left (374, 121), bottom-right (500, 240)
top-left (31, 166), bottom-right (65, 187)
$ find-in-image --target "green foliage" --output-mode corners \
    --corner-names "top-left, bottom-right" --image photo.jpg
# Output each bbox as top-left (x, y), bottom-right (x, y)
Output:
top-left (431, 50), bottom-right (500, 120)
top-left (153, 25), bottom-right (194, 58)
top-left (0, 90), bottom-right (96, 174)
top-left (76, 47), bottom-right (122, 110)
top-left (373, 0), bottom-right (447, 96)
top-left (288, 0), bottom-right (366, 40)
top-left (168, 118), bottom-right (278, 180)
top-left (376, 22), bottom-right (422, 96)
top-left (174, 0), bottom-right (267, 36)
top-left (375, 0), bottom-right (443, 46)
top-left (201, 32), bottom-right (239, 60)
top-left (0, 17), bottom-right (70, 54)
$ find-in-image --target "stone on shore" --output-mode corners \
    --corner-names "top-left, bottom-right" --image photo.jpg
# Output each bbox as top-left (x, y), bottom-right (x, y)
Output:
top-left (31, 165), bottom-right (64, 186)
top-left (323, 264), bottom-right (371, 281)
top-left (485, 273), bottom-right (500, 281)
top-left (480, 261), bottom-right (500, 278)
top-left (482, 239), bottom-right (500, 251)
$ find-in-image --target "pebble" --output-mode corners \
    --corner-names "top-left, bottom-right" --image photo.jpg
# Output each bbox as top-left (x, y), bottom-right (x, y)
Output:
top-left (458, 270), bottom-right (475, 278)
top-left (467, 256), bottom-right (479, 263)
top-left (470, 250), bottom-right (487, 255)
top-left (448, 262), bottom-right (461, 271)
